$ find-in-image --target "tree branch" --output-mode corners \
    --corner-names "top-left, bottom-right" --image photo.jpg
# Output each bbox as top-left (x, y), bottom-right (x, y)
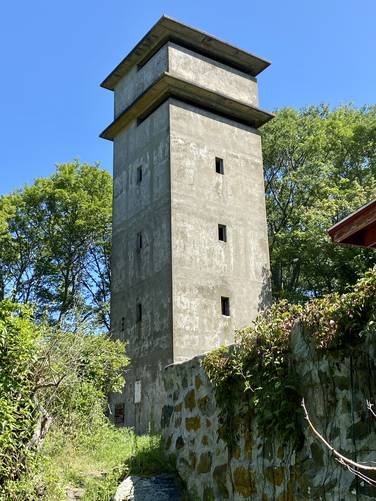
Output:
top-left (302, 398), bottom-right (376, 485)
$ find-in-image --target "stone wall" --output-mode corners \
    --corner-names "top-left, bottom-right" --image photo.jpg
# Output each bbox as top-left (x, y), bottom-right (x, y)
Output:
top-left (161, 326), bottom-right (376, 500)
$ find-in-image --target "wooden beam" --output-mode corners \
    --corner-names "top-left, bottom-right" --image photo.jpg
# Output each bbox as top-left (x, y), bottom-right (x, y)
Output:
top-left (328, 200), bottom-right (376, 246)
top-left (363, 224), bottom-right (376, 248)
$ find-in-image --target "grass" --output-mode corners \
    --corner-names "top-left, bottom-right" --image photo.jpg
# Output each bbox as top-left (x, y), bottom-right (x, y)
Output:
top-left (13, 420), bottom-right (175, 500)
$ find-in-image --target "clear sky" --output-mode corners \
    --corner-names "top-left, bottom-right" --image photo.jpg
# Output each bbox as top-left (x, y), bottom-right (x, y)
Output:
top-left (1, 0), bottom-right (375, 194)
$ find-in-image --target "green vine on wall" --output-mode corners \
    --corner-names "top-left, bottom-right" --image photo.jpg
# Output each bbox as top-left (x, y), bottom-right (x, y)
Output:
top-left (203, 267), bottom-right (376, 447)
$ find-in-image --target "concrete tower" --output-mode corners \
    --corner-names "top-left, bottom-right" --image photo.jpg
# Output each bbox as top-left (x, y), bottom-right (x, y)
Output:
top-left (101, 17), bottom-right (273, 433)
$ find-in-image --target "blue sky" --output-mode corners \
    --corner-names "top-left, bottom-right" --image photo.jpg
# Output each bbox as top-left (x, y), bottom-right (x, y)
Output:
top-left (1, 0), bottom-right (375, 194)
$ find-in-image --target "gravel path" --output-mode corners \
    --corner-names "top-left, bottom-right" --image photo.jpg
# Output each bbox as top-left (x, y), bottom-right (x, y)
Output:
top-left (114, 473), bottom-right (182, 500)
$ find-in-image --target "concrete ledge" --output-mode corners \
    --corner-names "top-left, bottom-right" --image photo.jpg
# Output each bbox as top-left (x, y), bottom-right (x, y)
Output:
top-left (100, 72), bottom-right (274, 140)
top-left (101, 16), bottom-right (271, 90)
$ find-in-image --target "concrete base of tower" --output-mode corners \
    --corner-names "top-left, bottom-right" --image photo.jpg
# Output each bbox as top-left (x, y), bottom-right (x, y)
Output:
top-left (109, 359), bottom-right (171, 434)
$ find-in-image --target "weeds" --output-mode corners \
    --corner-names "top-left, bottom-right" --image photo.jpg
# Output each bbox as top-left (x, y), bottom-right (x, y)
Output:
top-left (9, 421), bottom-right (174, 500)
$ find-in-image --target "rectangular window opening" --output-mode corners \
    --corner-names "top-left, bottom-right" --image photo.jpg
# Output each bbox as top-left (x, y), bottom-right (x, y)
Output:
top-left (218, 224), bottom-right (227, 242)
top-left (137, 166), bottom-right (143, 184)
top-left (136, 303), bottom-right (142, 323)
top-left (215, 157), bottom-right (224, 174)
top-left (121, 316), bottom-right (125, 332)
top-left (114, 403), bottom-right (125, 425)
top-left (221, 297), bottom-right (230, 317)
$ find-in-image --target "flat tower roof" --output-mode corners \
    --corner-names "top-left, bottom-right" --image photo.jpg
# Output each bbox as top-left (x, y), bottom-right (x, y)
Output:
top-left (101, 15), bottom-right (271, 90)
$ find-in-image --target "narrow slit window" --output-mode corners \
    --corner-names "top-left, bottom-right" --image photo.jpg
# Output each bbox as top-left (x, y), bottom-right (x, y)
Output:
top-left (218, 224), bottom-right (227, 242)
top-left (221, 297), bottom-right (230, 317)
top-left (137, 166), bottom-right (143, 184)
top-left (121, 317), bottom-right (125, 332)
top-left (136, 303), bottom-right (142, 323)
top-left (137, 232), bottom-right (143, 252)
top-left (215, 157), bottom-right (224, 174)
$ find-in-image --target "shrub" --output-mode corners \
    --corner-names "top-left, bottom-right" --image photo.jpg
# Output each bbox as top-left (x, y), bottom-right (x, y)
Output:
top-left (0, 300), bottom-right (129, 499)
top-left (0, 301), bottom-right (42, 491)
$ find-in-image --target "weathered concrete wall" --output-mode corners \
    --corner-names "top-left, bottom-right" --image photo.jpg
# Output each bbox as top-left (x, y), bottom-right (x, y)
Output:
top-left (110, 101), bottom-right (173, 432)
top-left (113, 41), bottom-right (259, 120)
top-left (168, 43), bottom-right (258, 107)
top-left (114, 44), bottom-right (169, 117)
top-left (162, 326), bottom-right (376, 500)
top-left (170, 100), bottom-right (270, 363)
top-left (110, 95), bottom-right (270, 431)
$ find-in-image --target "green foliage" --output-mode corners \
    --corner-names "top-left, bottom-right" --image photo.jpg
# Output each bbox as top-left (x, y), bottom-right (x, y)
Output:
top-left (262, 104), bottom-right (376, 300)
top-left (126, 434), bottom-right (176, 477)
top-left (302, 265), bottom-right (376, 348)
top-left (0, 163), bottom-right (130, 499)
top-left (8, 425), bottom-right (174, 501)
top-left (0, 299), bottom-right (129, 499)
top-left (0, 161), bottom-right (112, 331)
top-left (37, 423), bottom-right (133, 500)
top-left (203, 267), bottom-right (376, 446)
top-left (0, 301), bottom-right (43, 488)
top-left (33, 330), bottom-right (129, 430)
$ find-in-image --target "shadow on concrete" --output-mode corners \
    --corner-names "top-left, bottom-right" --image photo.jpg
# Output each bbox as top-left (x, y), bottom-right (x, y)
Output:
top-left (257, 264), bottom-right (272, 312)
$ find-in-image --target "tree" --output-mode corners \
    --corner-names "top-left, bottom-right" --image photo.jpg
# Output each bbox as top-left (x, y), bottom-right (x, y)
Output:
top-left (0, 299), bottom-right (129, 496)
top-left (2, 107), bottom-right (375, 321)
top-left (0, 162), bottom-right (112, 331)
top-left (261, 104), bottom-right (376, 301)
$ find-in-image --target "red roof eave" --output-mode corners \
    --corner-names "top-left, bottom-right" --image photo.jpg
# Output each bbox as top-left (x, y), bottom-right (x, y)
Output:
top-left (328, 199), bottom-right (376, 249)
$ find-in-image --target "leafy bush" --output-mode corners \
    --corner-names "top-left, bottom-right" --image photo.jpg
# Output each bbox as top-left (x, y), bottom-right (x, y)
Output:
top-left (33, 329), bottom-right (129, 432)
top-left (0, 301), bottom-right (43, 491)
top-left (0, 300), bottom-right (129, 499)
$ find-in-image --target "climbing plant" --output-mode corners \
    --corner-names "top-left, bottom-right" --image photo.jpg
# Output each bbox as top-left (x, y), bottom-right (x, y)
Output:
top-left (203, 267), bottom-right (376, 445)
